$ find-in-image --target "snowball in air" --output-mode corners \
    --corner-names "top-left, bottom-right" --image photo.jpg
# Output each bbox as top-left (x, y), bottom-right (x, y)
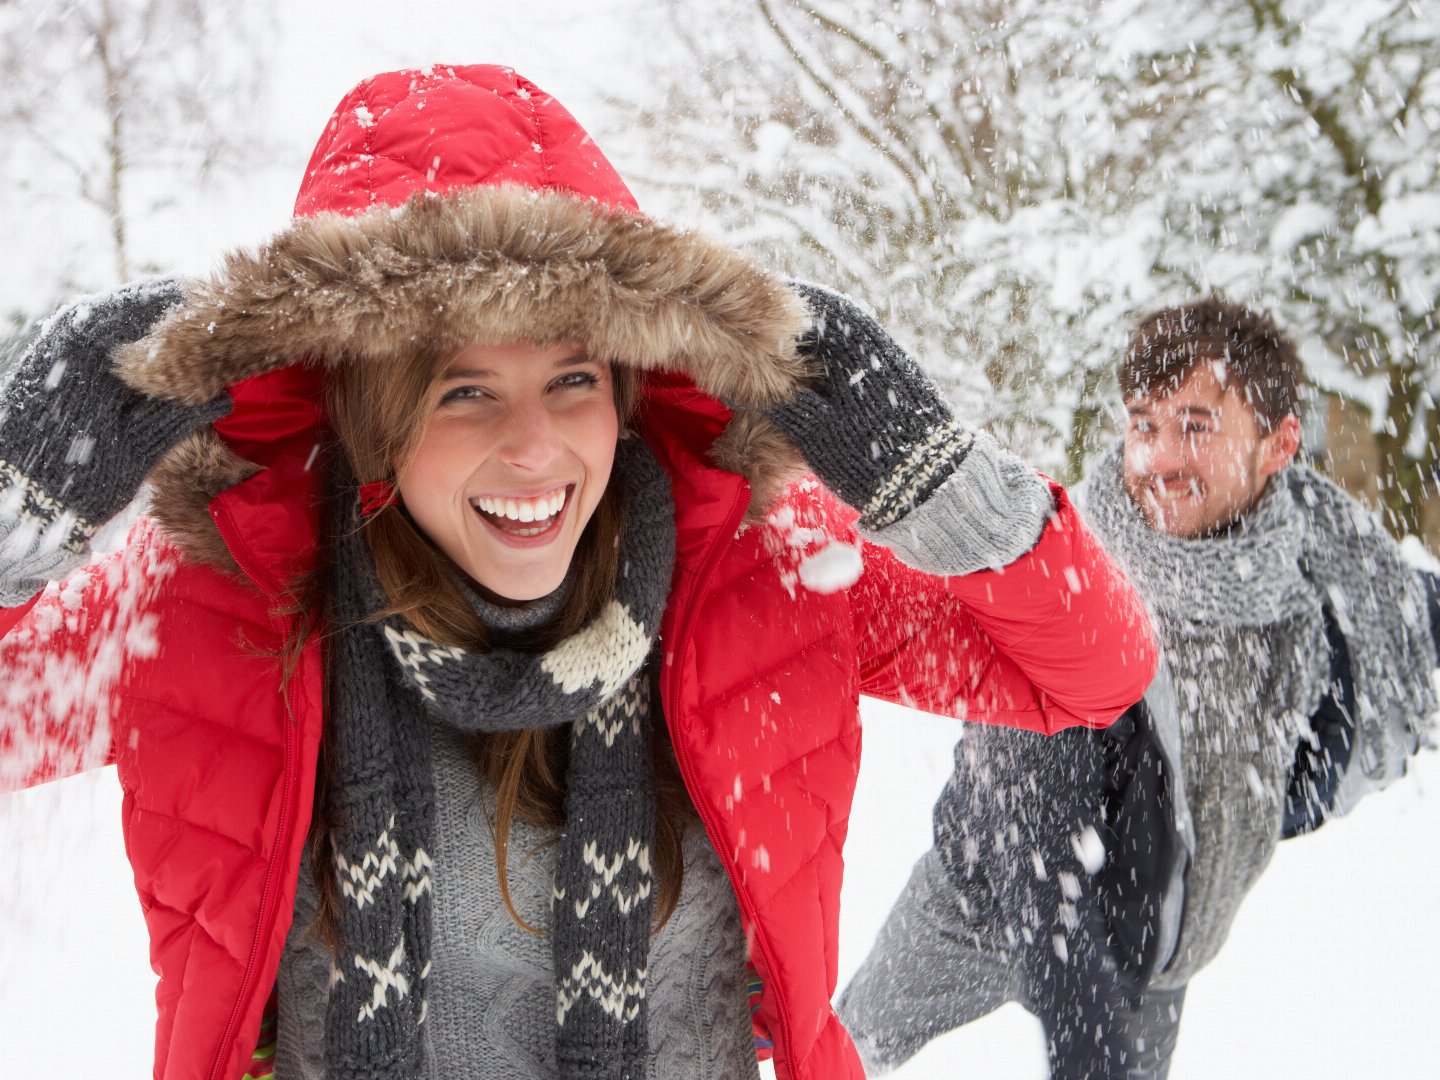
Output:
top-left (797, 542), bottom-right (862, 593)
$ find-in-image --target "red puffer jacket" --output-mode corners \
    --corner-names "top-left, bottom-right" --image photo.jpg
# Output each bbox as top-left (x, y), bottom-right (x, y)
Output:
top-left (0, 66), bottom-right (1156, 1080)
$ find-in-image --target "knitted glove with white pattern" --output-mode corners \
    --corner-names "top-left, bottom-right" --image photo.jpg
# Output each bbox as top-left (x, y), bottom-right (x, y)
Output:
top-left (766, 282), bottom-right (974, 529)
top-left (768, 282), bottom-right (1053, 575)
top-left (0, 278), bottom-right (230, 563)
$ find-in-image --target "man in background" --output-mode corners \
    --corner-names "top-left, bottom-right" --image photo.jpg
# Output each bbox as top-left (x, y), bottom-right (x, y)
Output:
top-left (838, 298), bottom-right (1440, 1079)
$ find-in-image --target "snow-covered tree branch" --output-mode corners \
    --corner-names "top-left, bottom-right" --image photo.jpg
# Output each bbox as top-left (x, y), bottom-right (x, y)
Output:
top-left (616, 0), bottom-right (1439, 542)
top-left (0, 0), bottom-right (276, 286)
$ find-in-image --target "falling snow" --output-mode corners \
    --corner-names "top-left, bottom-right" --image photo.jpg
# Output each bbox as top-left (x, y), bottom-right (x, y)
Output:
top-left (1, 2), bottom-right (1438, 1078)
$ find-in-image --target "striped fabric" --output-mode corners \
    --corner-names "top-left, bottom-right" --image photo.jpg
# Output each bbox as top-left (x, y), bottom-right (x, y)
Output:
top-left (241, 985), bottom-right (279, 1079)
top-left (748, 965), bottom-right (773, 1055)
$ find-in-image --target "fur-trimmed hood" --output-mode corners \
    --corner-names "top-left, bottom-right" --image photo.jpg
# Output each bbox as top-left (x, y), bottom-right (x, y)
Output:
top-left (118, 185), bottom-right (811, 409)
top-left (112, 65), bottom-right (813, 574)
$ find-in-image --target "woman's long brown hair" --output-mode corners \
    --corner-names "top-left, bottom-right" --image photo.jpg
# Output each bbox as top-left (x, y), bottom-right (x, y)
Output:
top-left (300, 347), bottom-right (692, 945)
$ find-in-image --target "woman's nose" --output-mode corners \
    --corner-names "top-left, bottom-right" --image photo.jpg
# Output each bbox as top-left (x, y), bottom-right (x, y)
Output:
top-left (499, 402), bottom-right (564, 472)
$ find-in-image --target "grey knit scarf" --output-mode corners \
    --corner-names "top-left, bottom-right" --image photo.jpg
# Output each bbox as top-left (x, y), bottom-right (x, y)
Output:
top-left (322, 437), bottom-right (676, 1080)
top-left (1080, 445), bottom-right (1436, 985)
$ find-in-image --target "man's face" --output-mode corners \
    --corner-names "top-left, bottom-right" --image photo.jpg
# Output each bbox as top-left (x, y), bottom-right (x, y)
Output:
top-left (1122, 361), bottom-right (1298, 538)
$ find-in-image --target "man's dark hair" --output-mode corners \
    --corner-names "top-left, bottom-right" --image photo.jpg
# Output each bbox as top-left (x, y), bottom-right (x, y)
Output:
top-left (1120, 297), bottom-right (1303, 432)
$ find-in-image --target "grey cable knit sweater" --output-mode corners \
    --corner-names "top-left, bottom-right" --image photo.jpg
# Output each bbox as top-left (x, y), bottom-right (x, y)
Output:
top-left (276, 717), bottom-right (758, 1080)
top-left (274, 582), bottom-right (757, 1080)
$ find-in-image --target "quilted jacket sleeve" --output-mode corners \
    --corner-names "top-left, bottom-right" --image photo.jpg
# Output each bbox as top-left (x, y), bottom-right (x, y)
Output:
top-left (851, 481), bottom-right (1157, 734)
top-left (0, 523), bottom-right (173, 792)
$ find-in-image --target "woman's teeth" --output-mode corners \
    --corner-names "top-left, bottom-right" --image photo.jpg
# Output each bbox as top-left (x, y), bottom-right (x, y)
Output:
top-left (472, 488), bottom-right (567, 531)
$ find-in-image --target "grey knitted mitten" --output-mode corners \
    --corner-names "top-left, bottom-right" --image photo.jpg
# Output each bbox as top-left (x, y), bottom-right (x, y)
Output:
top-left (767, 282), bottom-right (972, 529)
top-left (0, 278), bottom-right (231, 551)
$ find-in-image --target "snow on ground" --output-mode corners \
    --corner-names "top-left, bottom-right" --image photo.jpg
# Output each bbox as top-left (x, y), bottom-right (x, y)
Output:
top-left (838, 699), bottom-right (1440, 1080)
top-left (4, 695), bottom-right (1437, 1076)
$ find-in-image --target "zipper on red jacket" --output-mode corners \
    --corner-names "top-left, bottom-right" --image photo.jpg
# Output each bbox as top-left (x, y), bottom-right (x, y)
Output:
top-left (211, 668), bottom-right (299, 1080)
top-left (207, 507), bottom-right (302, 1080)
top-left (664, 486), bottom-right (800, 1080)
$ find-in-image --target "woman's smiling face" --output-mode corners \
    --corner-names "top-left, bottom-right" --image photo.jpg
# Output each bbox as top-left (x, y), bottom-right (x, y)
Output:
top-left (398, 341), bottom-right (619, 602)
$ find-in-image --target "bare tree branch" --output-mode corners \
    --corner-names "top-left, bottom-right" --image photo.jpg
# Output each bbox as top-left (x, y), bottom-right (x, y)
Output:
top-left (754, 0), bottom-right (936, 236)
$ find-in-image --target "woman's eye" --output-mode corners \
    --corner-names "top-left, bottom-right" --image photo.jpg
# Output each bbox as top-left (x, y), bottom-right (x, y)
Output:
top-left (552, 371), bottom-right (601, 391)
top-left (439, 385), bottom-right (489, 405)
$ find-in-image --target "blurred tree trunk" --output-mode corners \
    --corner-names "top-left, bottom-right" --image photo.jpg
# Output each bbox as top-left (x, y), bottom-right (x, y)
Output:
top-left (0, 0), bottom-right (276, 290)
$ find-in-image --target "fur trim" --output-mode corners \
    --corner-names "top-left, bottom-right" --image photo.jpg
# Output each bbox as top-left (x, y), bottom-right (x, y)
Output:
top-left (145, 430), bottom-right (260, 576)
top-left (115, 186), bottom-right (812, 409)
top-left (118, 186), bottom-right (817, 570)
top-left (710, 411), bottom-right (809, 522)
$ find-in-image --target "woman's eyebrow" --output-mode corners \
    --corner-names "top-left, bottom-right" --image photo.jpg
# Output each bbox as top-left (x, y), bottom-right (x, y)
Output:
top-left (554, 353), bottom-right (596, 369)
top-left (441, 355), bottom-right (594, 380)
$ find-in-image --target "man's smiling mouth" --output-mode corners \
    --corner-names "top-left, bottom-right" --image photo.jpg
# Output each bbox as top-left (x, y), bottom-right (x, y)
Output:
top-left (1149, 477), bottom-right (1202, 502)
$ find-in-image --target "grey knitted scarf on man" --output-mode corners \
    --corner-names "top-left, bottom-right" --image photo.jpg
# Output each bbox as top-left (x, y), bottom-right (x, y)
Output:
top-left (322, 437), bottom-right (675, 1080)
top-left (1080, 445), bottom-right (1435, 986)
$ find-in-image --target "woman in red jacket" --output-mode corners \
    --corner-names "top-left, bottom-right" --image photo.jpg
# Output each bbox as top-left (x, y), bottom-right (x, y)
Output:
top-left (0, 65), bottom-right (1155, 1080)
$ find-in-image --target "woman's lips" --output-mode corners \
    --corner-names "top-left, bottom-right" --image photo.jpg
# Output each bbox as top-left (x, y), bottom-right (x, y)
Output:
top-left (470, 484), bottom-right (572, 544)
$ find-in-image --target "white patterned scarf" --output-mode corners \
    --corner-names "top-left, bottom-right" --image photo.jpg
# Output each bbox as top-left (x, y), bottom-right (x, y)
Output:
top-left (322, 437), bottom-right (675, 1080)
